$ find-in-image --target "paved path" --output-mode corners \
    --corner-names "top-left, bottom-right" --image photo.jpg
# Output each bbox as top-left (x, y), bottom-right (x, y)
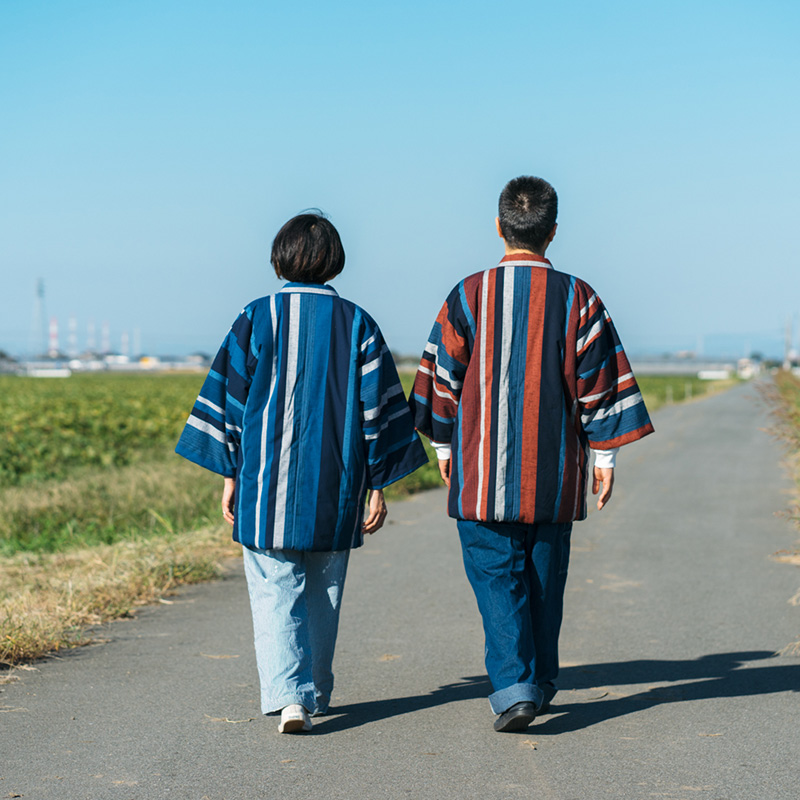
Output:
top-left (2, 383), bottom-right (799, 800)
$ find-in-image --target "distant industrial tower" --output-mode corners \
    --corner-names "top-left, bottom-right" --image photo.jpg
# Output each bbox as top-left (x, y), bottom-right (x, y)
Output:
top-left (87, 319), bottom-right (96, 352)
top-left (68, 315), bottom-right (78, 358)
top-left (48, 317), bottom-right (59, 358)
top-left (30, 278), bottom-right (47, 357)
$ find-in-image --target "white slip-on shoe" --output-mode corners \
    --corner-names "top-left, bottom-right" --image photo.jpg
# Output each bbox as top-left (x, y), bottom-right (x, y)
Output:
top-left (278, 704), bottom-right (312, 733)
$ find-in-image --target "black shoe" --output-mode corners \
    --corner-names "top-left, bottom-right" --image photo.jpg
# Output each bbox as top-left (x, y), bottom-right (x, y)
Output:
top-left (493, 701), bottom-right (536, 732)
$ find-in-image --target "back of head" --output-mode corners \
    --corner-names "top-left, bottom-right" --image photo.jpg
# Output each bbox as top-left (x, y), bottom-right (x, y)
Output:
top-left (498, 176), bottom-right (558, 253)
top-left (271, 212), bottom-right (345, 283)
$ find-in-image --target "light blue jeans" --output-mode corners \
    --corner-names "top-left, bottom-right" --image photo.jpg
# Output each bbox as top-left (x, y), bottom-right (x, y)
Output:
top-left (242, 546), bottom-right (350, 715)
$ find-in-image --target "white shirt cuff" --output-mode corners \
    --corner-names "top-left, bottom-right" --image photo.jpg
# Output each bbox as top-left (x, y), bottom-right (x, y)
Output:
top-left (593, 447), bottom-right (619, 469)
top-left (431, 441), bottom-right (452, 461)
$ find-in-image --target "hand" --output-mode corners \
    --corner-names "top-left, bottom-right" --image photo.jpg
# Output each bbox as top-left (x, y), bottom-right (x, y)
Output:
top-left (438, 458), bottom-right (451, 488)
top-left (362, 489), bottom-right (387, 534)
top-left (592, 466), bottom-right (614, 510)
top-left (222, 477), bottom-right (236, 525)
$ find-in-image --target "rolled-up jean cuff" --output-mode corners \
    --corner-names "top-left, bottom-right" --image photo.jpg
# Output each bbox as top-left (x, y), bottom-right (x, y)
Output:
top-left (489, 683), bottom-right (544, 715)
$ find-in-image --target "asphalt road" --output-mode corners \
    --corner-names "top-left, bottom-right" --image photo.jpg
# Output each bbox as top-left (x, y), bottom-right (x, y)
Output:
top-left (2, 383), bottom-right (799, 800)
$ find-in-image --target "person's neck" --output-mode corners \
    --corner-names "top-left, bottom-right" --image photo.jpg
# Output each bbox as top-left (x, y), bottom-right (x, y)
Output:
top-left (503, 245), bottom-right (547, 257)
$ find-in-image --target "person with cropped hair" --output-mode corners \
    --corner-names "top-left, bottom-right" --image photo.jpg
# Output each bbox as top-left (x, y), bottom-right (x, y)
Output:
top-left (410, 176), bottom-right (654, 732)
top-left (177, 212), bottom-right (427, 734)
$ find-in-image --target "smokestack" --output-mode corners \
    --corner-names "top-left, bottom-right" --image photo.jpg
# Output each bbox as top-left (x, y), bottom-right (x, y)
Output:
top-left (87, 319), bottom-right (96, 352)
top-left (68, 315), bottom-right (78, 358)
top-left (48, 317), bottom-right (59, 358)
top-left (30, 278), bottom-right (47, 357)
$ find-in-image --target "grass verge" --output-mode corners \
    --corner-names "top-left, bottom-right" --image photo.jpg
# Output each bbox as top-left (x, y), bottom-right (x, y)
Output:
top-left (0, 458), bottom-right (221, 557)
top-left (761, 370), bottom-right (800, 656)
top-left (637, 374), bottom-right (739, 413)
top-left (766, 371), bottom-right (800, 536)
top-left (1, 525), bottom-right (240, 665)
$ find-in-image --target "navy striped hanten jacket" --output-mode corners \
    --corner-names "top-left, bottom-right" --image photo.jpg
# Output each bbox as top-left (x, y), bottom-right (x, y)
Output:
top-left (176, 283), bottom-right (428, 552)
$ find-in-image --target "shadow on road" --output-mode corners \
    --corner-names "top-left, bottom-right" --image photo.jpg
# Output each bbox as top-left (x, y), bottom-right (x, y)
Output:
top-left (312, 674), bottom-right (492, 733)
top-left (314, 651), bottom-right (800, 734)
top-left (538, 650), bottom-right (800, 733)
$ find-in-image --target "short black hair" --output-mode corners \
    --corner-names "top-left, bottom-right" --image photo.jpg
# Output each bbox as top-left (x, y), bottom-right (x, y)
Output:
top-left (498, 176), bottom-right (558, 253)
top-left (271, 212), bottom-right (345, 283)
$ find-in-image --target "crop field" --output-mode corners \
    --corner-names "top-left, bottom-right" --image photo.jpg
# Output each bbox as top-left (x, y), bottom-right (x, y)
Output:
top-left (0, 373), bottom-right (206, 486)
top-left (0, 368), bottom-right (732, 664)
top-left (0, 370), bottom-right (731, 555)
top-left (0, 372), bottom-right (439, 558)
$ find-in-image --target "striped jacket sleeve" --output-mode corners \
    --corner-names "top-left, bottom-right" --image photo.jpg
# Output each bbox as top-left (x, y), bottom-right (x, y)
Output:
top-left (573, 282), bottom-right (654, 449)
top-left (360, 319), bottom-right (429, 489)
top-left (410, 281), bottom-right (474, 444)
top-left (175, 307), bottom-right (257, 476)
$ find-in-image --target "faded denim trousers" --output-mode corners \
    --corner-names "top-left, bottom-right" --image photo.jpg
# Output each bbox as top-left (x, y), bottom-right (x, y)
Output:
top-left (242, 546), bottom-right (350, 715)
top-left (457, 519), bottom-right (572, 715)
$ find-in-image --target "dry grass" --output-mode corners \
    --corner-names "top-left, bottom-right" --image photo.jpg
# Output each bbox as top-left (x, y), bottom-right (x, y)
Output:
top-left (772, 550), bottom-right (800, 567)
top-left (763, 371), bottom-right (800, 534)
top-left (761, 371), bottom-right (800, 656)
top-left (777, 640), bottom-right (800, 657)
top-left (0, 524), bottom-right (240, 665)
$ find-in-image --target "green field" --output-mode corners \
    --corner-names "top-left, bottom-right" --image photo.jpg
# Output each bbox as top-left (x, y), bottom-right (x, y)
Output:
top-left (0, 370), bottom-right (728, 557)
top-left (0, 373), bottom-right (205, 486)
top-left (0, 372), bottom-right (439, 557)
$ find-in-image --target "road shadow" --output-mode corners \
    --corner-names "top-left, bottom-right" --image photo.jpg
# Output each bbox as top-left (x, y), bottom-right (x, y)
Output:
top-left (314, 650), bottom-right (800, 734)
top-left (537, 649), bottom-right (800, 733)
top-left (312, 674), bottom-right (492, 733)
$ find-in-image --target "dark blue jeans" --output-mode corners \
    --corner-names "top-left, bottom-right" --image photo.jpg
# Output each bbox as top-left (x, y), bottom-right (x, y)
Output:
top-left (457, 519), bottom-right (572, 714)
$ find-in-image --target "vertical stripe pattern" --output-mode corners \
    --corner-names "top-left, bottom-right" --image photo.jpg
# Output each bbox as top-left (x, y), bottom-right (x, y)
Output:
top-left (494, 266), bottom-right (515, 520)
top-left (271, 294), bottom-right (301, 548)
top-left (476, 271), bottom-right (490, 519)
top-left (410, 254), bottom-right (653, 524)
top-left (176, 283), bottom-right (428, 551)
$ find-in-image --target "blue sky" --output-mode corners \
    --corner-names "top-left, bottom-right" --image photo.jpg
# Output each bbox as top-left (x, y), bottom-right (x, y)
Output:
top-left (1, 0), bottom-right (798, 359)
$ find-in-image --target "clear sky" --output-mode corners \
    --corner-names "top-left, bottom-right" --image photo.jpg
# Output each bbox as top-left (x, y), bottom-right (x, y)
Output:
top-left (1, 0), bottom-right (798, 360)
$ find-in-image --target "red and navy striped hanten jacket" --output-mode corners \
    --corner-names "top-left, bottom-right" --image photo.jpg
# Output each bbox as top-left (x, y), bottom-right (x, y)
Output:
top-left (409, 253), bottom-right (654, 524)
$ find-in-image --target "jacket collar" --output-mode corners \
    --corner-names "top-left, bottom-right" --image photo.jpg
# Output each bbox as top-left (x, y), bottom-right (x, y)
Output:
top-left (279, 282), bottom-right (339, 295)
top-left (499, 253), bottom-right (553, 269)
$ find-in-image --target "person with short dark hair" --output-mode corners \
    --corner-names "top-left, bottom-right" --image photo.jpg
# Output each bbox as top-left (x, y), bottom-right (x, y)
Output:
top-left (271, 213), bottom-right (345, 284)
top-left (177, 211), bottom-right (428, 734)
top-left (497, 175), bottom-right (559, 252)
top-left (410, 176), bottom-right (654, 732)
